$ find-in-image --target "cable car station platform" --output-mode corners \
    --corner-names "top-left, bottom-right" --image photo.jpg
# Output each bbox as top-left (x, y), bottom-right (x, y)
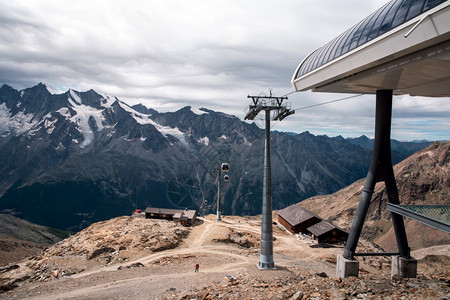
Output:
top-left (291, 0), bottom-right (450, 278)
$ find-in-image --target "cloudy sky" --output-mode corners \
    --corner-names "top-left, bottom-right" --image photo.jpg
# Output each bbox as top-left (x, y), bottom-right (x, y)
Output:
top-left (1, 0), bottom-right (449, 141)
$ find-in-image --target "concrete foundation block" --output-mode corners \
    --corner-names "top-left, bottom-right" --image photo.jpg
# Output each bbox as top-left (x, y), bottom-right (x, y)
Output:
top-left (258, 262), bottom-right (275, 269)
top-left (336, 254), bottom-right (359, 278)
top-left (391, 256), bottom-right (417, 278)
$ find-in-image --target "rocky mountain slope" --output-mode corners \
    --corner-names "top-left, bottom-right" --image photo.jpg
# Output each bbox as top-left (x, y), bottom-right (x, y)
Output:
top-left (0, 214), bottom-right (68, 267)
top-left (299, 140), bottom-right (450, 251)
top-left (0, 214), bottom-right (65, 245)
top-left (0, 215), bottom-right (448, 299)
top-left (347, 135), bottom-right (432, 157)
top-left (1, 83), bottom-right (428, 231)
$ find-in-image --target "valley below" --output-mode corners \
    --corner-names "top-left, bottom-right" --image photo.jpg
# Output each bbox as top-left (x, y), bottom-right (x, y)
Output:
top-left (1, 215), bottom-right (448, 299)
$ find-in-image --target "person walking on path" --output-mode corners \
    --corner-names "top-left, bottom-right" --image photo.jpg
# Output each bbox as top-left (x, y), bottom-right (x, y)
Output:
top-left (195, 264), bottom-right (199, 273)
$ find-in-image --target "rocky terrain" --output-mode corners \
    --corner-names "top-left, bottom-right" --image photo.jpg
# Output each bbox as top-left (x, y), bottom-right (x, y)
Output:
top-left (0, 215), bottom-right (448, 299)
top-left (300, 140), bottom-right (450, 251)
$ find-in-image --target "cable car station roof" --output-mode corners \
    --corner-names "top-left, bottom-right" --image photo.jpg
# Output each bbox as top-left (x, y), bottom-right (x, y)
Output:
top-left (292, 0), bottom-right (450, 97)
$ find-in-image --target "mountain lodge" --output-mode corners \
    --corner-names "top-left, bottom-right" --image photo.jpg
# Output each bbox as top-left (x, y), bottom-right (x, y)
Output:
top-left (145, 207), bottom-right (197, 226)
top-left (277, 204), bottom-right (347, 243)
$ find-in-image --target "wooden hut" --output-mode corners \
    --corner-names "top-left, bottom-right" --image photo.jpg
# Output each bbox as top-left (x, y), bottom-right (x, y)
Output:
top-left (307, 220), bottom-right (348, 243)
top-left (277, 204), bottom-right (322, 235)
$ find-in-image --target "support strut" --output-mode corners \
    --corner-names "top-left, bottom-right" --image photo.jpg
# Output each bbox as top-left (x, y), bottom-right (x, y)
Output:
top-left (342, 90), bottom-right (411, 260)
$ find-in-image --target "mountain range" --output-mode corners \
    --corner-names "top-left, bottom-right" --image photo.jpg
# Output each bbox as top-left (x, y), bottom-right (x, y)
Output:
top-left (0, 83), bottom-right (432, 231)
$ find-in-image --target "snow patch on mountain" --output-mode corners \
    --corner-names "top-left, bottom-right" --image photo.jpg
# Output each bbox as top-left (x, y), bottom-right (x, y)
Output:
top-left (191, 107), bottom-right (208, 115)
top-left (56, 107), bottom-right (71, 119)
top-left (155, 123), bottom-right (188, 147)
top-left (198, 136), bottom-right (209, 145)
top-left (118, 102), bottom-right (188, 146)
top-left (44, 116), bottom-right (58, 134)
top-left (68, 97), bottom-right (105, 148)
top-left (118, 102), bottom-right (147, 122)
top-left (69, 89), bottom-right (82, 105)
top-left (55, 141), bottom-right (65, 150)
top-left (101, 95), bottom-right (116, 108)
top-left (45, 85), bottom-right (59, 95)
top-left (234, 130), bottom-right (251, 146)
top-left (0, 103), bottom-right (38, 136)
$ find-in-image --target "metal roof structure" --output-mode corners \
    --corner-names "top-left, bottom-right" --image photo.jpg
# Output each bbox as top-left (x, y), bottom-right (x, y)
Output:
top-left (292, 0), bottom-right (450, 97)
top-left (387, 203), bottom-right (450, 233)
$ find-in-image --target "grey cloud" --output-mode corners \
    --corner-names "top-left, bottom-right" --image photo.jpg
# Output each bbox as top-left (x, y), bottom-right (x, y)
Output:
top-left (0, 0), bottom-right (449, 141)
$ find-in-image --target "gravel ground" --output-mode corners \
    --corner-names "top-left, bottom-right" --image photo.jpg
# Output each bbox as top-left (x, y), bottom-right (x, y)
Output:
top-left (1, 215), bottom-right (448, 299)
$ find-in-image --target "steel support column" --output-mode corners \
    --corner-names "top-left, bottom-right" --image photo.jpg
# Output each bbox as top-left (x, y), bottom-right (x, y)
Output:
top-left (245, 92), bottom-right (293, 270)
top-left (259, 109), bottom-right (275, 269)
top-left (216, 168), bottom-right (221, 221)
top-left (343, 90), bottom-right (410, 260)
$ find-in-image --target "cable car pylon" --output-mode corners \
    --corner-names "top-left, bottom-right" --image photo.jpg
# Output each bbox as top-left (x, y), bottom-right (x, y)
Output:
top-left (215, 162), bottom-right (230, 221)
top-left (244, 91), bottom-right (295, 269)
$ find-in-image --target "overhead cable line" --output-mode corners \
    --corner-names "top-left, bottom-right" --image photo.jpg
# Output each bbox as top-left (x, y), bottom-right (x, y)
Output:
top-left (292, 94), bottom-right (363, 111)
top-left (270, 93), bottom-right (364, 129)
top-left (281, 90), bottom-right (296, 97)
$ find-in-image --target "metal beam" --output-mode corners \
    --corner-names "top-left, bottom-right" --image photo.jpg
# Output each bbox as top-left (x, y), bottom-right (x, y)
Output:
top-left (274, 108), bottom-right (295, 121)
top-left (387, 203), bottom-right (450, 234)
top-left (354, 252), bottom-right (400, 257)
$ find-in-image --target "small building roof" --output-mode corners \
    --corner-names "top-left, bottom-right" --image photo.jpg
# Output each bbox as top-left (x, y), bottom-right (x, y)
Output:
top-left (307, 220), bottom-right (347, 237)
top-left (145, 207), bottom-right (197, 220)
top-left (277, 204), bottom-right (319, 226)
top-left (179, 209), bottom-right (197, 220)
top-left (145, 207), bottom-right (182, 215)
